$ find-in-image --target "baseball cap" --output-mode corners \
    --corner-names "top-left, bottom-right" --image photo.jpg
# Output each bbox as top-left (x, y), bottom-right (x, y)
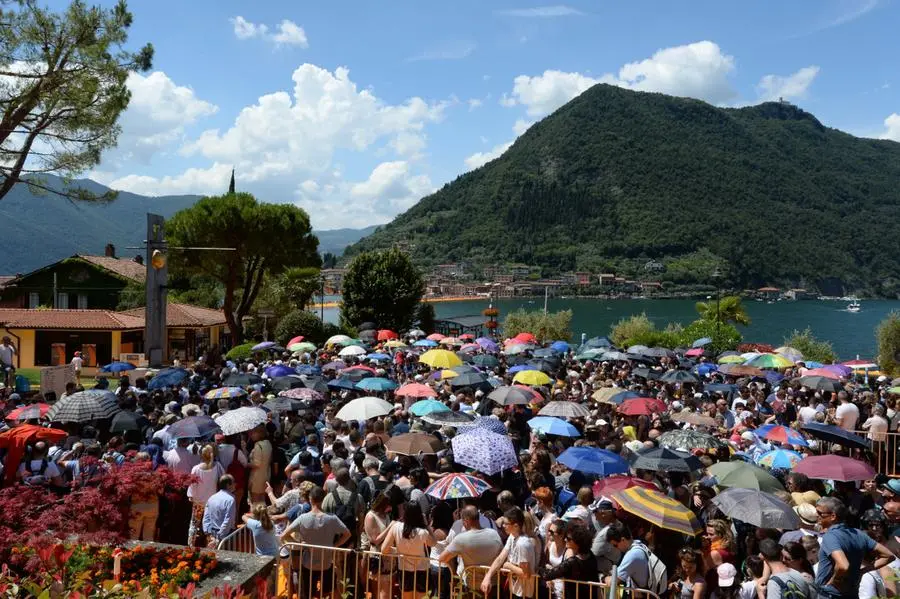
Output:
top-left (717, 563), bottom-right (737, 587)
top-left (740, 431), bottom-right (756, 441)
top-left (589, 499), bottom-right (614, 512)
top-left (881, 478), bottom-right (900, 496)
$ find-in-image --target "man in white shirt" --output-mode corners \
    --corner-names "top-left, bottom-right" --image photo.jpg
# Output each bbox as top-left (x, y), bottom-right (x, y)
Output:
top-left (163, 438), bottom-right (201, 474)
top-left (70, 351), bottom-right (84, 384)
top-left (0, 336), bottom-right (16, 389)
top-left (834, 391), bottom-right (859, 432)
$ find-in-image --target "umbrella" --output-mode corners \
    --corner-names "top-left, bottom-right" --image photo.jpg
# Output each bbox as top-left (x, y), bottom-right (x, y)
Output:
top-left (513, 332), bottom-right (537, 344)
top-left (592, 388), bottom-right (630, 404)
top-left (252, 341), bottom-right (275, 351)
top-left (755, 424), bottom-right (809, 447)
top-left (287, 335), bottom-right (305, 346)
top-left (414, 339), bottom-right (439, 348)
top-left (5, 403), bottom-right (51, 420)
top-left (488, 385), bottom-right (537, 406)
top-left (338, 345), bottom-right (367, 357)
top-left (341, 366), bottom-right (376, 381)
top-left (327, 378), bottom-right (357, 392)
top-left (421, 410), bottom-right (476, 426)
top-left (426, 473), bottom-right (492, 500)
top-left (451, 429), bottom-right (518, 475)
top-left (708, 462), bottom-right (784, 493)
top-left (822, 364), bottom-right (852, 377)
top-left (458, 416), bottom-right (507, 436)
top-left (270, 375), bottom-right (306, 391)
top-left (694, 363), bottom-right (718, 376)
top-left (384, 340), bottom-right (407, 348)
top-left (630, 447), bottom-right (703, 472)
top-left (325, 335), bottom-right (353, 346)
top-left (795, 376), bottom-right (843, 392)
top-left (692, 337), bottom-right (713, 348)
top-left (46, 390), bottom-right (120, 422)
top-left (459, 334), bottom-right (475, 341)
top-left (600, 351), bottom-right (632, 362)
top-left (550, 341), bottom-right (570, 353)
top-left (452, 364), bottom-right (481, 374)
top-left (407, 329), bottom-right (426, 338)
top-left (433, 369), bottom-right (460, 380)
top-left (110, 410), bottom-right (148, 433)
top-left (222, 372), bottom-right (262, 387)
top-left (710, 488), bottom-right (800, 529)
top-left (148, 367), bottom-right (190, 390)
top-left (794, 455), bottom-right (876, 482)
top-left (301, 376), bottom-right (329, 393)
top-left (355, 377), bottom-right (398, 392)
top-left (279, 387), bottom-right (323, 402)
top-left (99, 361), bottom-right (136, 373)
top-left (365, 353), bottom-right (391, 361)
top-left (618, 397), bottom-right (667, 416)
top-left (685, 348), bottom-right (706, 358)
top-left (747, 353), bottom-right (794, 369)
top-left (386, 432), bottom-right (444, 455)
top-left (583, 336), bottom-right (613, 348)
top-left (575, 348), bottom-right (606, 361)
top-left (214, 407), bottom-right (268, 435)
top-left (660, 370), bottom-right (699, 384)
top-left (322, 360), bottom-right (347, 372)
top-left (440, 337), bottom-right (463, 346)
top-left (336, 396), bottom-right (393, 421)
top-left (642, 347), bottom-right (676, 359)
top-left (450, 372), bottom-right (489, 389)
top-left (718, 355), bottom-right (746, 364)
top-left (527, 416), bottom-right (580, 437)
top-left (409, 399), bottom-right (451, 417)
top-left (756, 449), bottom-right (803, 470)
top-left (538, 401), bottom-right (591, 419)
top-left (504, 344), bottom-right (533, 356)
top-left (358, 322), bottom-right (377, 332)
top-left (611, 487), bottom-right (702, 536)
top-left (264, 397), bottom-right (306, 412)
top-left (843, 358), bottom-right (878, 368)
top-left (557, 446), bottom-right (629, 477)
top-left (0, 424), bottom-right (67, 485)
top-left (295, 364), bottom-right (321, 376)
top-left (513, 370), bottom-right (552, 386)
top-left (396, 383), bottom-right (437, 398)
top-left (377, 329), bottom-right (399, 341)
top-left (427, 333), bottom-right (446, 341)
top-left (289, 341), bottom-right (316, 353)
top-left (658, 429), bottom-right (724, 451)
top-left (801, 423), bottom-right (871, 450)
top-left (671, 411), bottom-right (718, 427)
top-left (471, 355), bottom-right (500, 368)
top-left (804, 368), bottom-right (841, 380)
top-left (264, 365), bottom-right (296, 378)
top-left (167, 415), bottom-right (221, 439)
top-left (593, 475), bottom-right (659, 497)
top-left (774, 346), bottom-right (804, 362)
top-left (475, 338), bottom-right (499, 352)
top-left (419, 349), bottom-right (463, 369)
top-left (204, 387), bottom-right (249, 400)
top-left (509, 365), bottom-right (536, 374)
top-left (718, 364), bottom-right (764, 377)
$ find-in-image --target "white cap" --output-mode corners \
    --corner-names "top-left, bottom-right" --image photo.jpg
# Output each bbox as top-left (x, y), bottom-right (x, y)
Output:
top-left (741, 431), bottom-right (755, 441)
top-left (672, 401), bottom-right (683, 410)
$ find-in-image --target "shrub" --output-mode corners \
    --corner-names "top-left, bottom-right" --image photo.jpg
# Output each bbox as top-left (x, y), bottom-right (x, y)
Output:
top-left (783, 328), bottom-right (838, 363)
top-left (624, 329), bottom-right (682, 349)
top-left (503, 309), bottom-right (572, 341)
top-left (678, 319), bottom-right (742, 355)
top-left (275, 310), bottom-right (325, 346)
top-left (610, 313), bottom-right (655, 346)
top-left (877, 311), bottom-right (900, 376)
top-left (225, 343), bottom-right (255, 361)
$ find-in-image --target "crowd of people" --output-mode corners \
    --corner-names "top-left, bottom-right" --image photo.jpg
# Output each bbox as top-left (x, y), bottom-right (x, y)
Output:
top-left (1, 329), bottom-right (900, 599)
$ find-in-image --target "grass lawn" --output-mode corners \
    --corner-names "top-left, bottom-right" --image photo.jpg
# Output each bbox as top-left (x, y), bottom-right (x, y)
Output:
top-left (15, 367), bottom-right (100, 392)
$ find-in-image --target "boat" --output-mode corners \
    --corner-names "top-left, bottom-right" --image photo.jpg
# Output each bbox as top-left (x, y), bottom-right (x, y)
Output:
top-left (846, 298), bottom-right (861, 313)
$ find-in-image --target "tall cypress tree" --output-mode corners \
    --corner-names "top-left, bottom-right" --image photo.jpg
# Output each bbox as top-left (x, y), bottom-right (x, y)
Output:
top-left (228, 169), bottom-right (235, 194)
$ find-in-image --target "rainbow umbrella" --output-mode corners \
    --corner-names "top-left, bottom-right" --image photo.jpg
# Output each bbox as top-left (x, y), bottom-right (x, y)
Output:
top-left (755, 424), bottom-right (809, 447)
top-left (756, 449), bottom-right (803, 470)
top-left (746, 353), bottom-right (794, 369)
top-left (426, 473), bottom-right (492, 500)
top-left (204, 387), bottom-right (249, 400)
top-left (718, 355), bottom-right (746, 364)
top-left (611, 487), bottom-right (702, 536)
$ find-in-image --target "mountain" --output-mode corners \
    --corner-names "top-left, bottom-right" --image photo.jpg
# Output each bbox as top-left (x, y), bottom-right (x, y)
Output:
top-left (0, 177), bottom-right (376, 274)
top-left (346, 85), bottom-right (900, 297)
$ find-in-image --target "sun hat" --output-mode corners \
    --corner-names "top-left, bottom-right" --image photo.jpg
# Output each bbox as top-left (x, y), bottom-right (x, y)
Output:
top-left (794, 503), bottom-right (818, 526)
top-left (790, 490), bottom-right (822, 506)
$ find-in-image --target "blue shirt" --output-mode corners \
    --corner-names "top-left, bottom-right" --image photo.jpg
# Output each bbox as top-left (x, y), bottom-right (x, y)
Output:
top-left (617, 541), bottom-right (650, 589)
top-left (245, 518), bottom-right (279, 556)
top-left (816, 523), bottom-right (876, 598)
top-left (202, 490), bottom-right (236, 541)
top-left (392, 422), bottom-right (410, 435)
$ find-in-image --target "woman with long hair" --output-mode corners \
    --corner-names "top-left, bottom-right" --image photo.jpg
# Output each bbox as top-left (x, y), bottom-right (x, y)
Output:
top-left (702, 519), bottom-right (736, 573)
top-left (668, 546), bottom-right (707, 599)
top-left (187, 444), bottom-right (224, 547)
top-left (531, 486), bottom-right (558, 542)
top-left (362, 492), bottom-right (394, 599)
top-left (544, 519), bottom-right (571, 599)
top-left (481, 507), bottom-right (539, 599)
top-left (428, 502), bottom-right (454, 599)
top-left (242, 503), bottom-right (278, 556)
top-left (381, 501), bottom-right (435, 599)
top-left (543, 522), bottom-right (601, 599)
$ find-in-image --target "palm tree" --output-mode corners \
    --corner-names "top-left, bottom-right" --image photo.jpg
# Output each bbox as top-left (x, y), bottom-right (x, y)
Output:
top-left (695, 295), bottom-right (751, 326)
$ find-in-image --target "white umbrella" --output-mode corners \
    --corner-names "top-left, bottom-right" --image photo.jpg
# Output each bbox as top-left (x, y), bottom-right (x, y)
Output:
top-left (336, 396), bottom-right (393, 421)
top-left (214, 407), bottom-right (268, 435)
top-left (338, 345), bottom-right (367, 357)
top-left (326, 334), bottom-right (353, 346)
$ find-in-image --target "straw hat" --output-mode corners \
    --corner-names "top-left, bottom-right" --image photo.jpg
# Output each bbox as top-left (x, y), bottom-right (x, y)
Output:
top-left (794, 503), bottom-right (818, 526)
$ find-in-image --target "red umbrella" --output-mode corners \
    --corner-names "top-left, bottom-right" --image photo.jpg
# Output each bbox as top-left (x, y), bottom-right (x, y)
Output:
top-left (804, 368), bottom-right (840, 380)
top-left (396, 383), bottom-right (437, 398)
top-left (618, 397), bottom-right (667, 416)
top-left (377, 329), bottom-right (399, 341)
top-left (685, 348), bottom-right (705, 357)
top-left (287, 335), bottom-right (305, 346)
top-left (459, 334), bottom-right (475, 341)
top-left (5, 403), bottom-right (52, 420)
top-left (514, 332), bottom-right (537, 344)
top-left (793, 455), bottom-right (876, 482)
top-left (0, 424), bottom-right (67, 486)
top-left (593, 475), bottom-right (659, 498)
top-left (513, 384), bottom-right (544, 403)
top-left (345, 365), bottom-right (377, 374)
top-left (427, 333), bottom-right (445, 341)
top-left (842, 358), bottom-right (878, 368)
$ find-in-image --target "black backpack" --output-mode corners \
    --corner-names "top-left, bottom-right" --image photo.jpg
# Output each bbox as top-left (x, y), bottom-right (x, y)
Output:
top-left (23, 458), bottom-right (49, 485)
top-left (331, 489), bottom-right (359, 535)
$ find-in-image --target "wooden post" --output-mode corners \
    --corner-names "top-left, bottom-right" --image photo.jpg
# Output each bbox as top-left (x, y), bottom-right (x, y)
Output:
top-left (145, 213), bottom-right (168, 368)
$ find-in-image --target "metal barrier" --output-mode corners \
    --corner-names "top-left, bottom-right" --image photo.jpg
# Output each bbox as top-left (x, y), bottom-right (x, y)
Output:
top-left (853, 429), bottom-right (897, 477)
top-left (217, 524), bottom-right (256, 554)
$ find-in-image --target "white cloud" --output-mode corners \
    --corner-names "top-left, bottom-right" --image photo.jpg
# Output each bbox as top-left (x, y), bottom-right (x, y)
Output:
top-left (389, 131), bottom-right (427, 157)
top-left (468, 98), bottom-right (483, 111)
top-left (494, 5), bottom-right (583, 17)
top-left (513, 119), bottom-right (534, 136)
top-left (504, 41), bottom-right (736, 117)
top-left (272, 20), bottom-right (309, 47)
top-left (464, 141), bottom-right (513, 170)
top-left (231, 16), bottom-right (268, 40)
top-left (757, 66), bottom-right (820, 102)
top-left (880, 113), bottom-right (900, 142)
top-left (94, 163), bottom-right (233, 196)
top-left (230, 16), bottom-right (308, 48)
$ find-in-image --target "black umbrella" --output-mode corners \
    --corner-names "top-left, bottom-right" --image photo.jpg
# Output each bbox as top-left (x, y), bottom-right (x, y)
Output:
top-left (223, 372), bottom-right (263, 386)
top-left (358, 329), bottom-right (377, 342)
top-left (795, 376), bottom-right (843, 392)
top-left (301, 376), bottom-right (330, 393)
top-left (801, 423), bottom-right (871, 450)
top-left (358, 322), bottom-right (377, 331)
top-left (270, 375), bottom-right (305, 391)
top-left (450, 372), bottom-right (489, 389)
top-left (264, 397), bottom-right (307, 412)
top-left (629, 447), bottom-right (703, 473)
top-left (642, 347), bottom-right (676, 359)
top-left (631, 367), bottom-right (660, 380)
top-left (660, 370), bottom-right (699, 384)
top-left (110, 410), bottom-right (148, 433)
top-left (421, 410), bottom-right (476, 426)
top-left (167, 415), bottom-right (221, 439)
top-left (341, 368), bottom-right (375, 382)
top-left (457, 351), bottom-right (475, 363)
top-left (265, 345), bottom-right (287, 354)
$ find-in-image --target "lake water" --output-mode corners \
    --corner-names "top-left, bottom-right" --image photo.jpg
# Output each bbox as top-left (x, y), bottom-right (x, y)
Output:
top-left (321, 298), bottom-right (900, 360)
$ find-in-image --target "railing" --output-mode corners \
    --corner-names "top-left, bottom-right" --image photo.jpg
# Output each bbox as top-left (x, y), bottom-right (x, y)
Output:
top-left (853, 429), bottom-right (899, 477)
top-left (278, 542), bottom-right (663, 599)
top-left (217, 524), bottom-right (256, 554)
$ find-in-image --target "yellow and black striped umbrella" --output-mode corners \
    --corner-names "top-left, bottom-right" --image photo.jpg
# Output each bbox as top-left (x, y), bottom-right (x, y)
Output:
top-left (611, 487), bottom-right (701, 536)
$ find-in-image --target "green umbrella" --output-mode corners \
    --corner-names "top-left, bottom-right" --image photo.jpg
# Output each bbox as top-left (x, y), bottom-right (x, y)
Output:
top-left (709, 461), bottom-right (784, 493)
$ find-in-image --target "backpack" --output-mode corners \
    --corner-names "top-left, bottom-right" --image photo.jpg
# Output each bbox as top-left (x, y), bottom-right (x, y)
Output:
top-left (23, 459), bottom-right (49, 485)
top-left (224, 447), bottom-right (248, 492)
top-left (770, 574), bottom-right (812, 599)
top-left (331, 489), bottom-right (359, 535)
top-left (636, 544), bottom-right (668, 596)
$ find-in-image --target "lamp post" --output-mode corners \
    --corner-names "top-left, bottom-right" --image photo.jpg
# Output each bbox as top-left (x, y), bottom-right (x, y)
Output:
top-left (711, 267), bottom-right (722, 338)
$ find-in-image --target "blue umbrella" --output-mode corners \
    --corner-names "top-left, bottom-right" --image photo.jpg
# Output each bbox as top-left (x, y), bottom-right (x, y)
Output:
top-left (802, 360), bottom-right (824, 368)
top-left (692, 337), bottom-right (713, 348)
top-left (327, 378), bottom-right (358, 391)
top-left (527, 416), bottom-right (580, 437)
top-left (265, 365), bottom-right (295, 378)
top-left (508, 364), bottom-right (536, 374)
top-left (558, 447), bottom-right (629, 476)
top-left (147, 368), bottom-right (189, 390)
top-left (295, 364), bottom-right (321, 376)
top-left (475, 338), bottom-right (499, 352)
top-left (458, 416), bottom-right (507, 436)
top-left (756, 449), bottom-right (803, 470)
top-left (551, 341), bottom-right (570, 353)
top-left (607, 390), bottom-right (641, 405)
top-left (252, 341), bottom-right (275, 351)
top-left (414, 339), bottom-right (438, 348)
top-left (356, 377), bottom-right (398, 392)
top-left (366, 353), bottom-right (391, 361)
top-left (695, 363), bottom-right (718, 376)
top-left (801, 423), bottom-right (871, 450)
top-left (764, 371), bottom-right (785, 385)
top-left (532, 348), bottom-right (556, 358)
top-left (409, 399), bottom-right (451, 416)
top-left (100, 361), bottom-right (136, 373)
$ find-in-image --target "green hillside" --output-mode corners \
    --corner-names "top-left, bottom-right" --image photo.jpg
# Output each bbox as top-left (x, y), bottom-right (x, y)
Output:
top-left (346, 84), bottom-right (900, 297)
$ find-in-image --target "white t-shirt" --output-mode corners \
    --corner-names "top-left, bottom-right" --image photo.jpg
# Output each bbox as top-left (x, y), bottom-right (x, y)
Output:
top-left (504, 534), bottom-right (538, 598)
top-left (798, 406), bottom-right (818, 424)
top-left (835, 402), bottom-right (860, 431)
top-left (188, 462), bottom-right (224, 503)
top-left (71, 356), bottom-right (83, 370)
top-left (18, 459), bottom-right (61, 484)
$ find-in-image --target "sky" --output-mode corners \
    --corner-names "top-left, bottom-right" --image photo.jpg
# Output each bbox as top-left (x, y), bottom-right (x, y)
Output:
top-left (74, 0), bottom-right (900, 229)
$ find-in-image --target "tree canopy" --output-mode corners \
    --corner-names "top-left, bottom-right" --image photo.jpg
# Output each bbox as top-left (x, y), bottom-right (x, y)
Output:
top-left (696, 296), bottom-right (751, 326)
top-left (503, 309), bottom-right (573, 342)
top-left (166, 192), bottom-right (319, 343)
top-left (877, 311), bottom-right (900, 376)
top-left (0, 0), bottom-right (153, 201)
top-left (339, 248), bottom-right (424, 333)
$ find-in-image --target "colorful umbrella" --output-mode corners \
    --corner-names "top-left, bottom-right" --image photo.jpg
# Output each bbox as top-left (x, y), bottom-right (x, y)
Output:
top-left (803, 368), bottom-right (841, 380)
top-left (204, 387), bottom-right (249, 400)
top-left (710, 488), bottom-right (799, 529)
top-left (527, 416), bottom-right (580, 437)
top-left (265, 365), bottom-right (295, 378)
top-left (457, 416), bottom-right (507, 436)
top-left (718, 355), bottom-right (746, 364)
top-left (279, 387), bottom-right (323, 402)
top-left (451, 429), bottom-right (518, 475)
top-left (794, 455), bottom-right (876, 482)
top-left (325, 335), bottom-right (353, 346)
top-left (756, 449), bottom-right (803, 470)
top-left (419, 349), bottom-right (463, 369)
top-left (611, 487), bottom-right (702, 535)
top-left (414, 339), bottom-right (439, 348)
top-left (396, 383), bottom-right (437, 398)
top-left (440, 337), bottom-right (463, 346)
top-left (426, 333), bottom-right (446, 341)
top-left (0, 424), bottom-right (67, 485)
top-left (514, 332), bottom-right (538, 344)
top-left (409, 399), bottom-right (451, 416)
top-left (426, 473), bottom-right (491, 500)
top-left (386, 432), bottom-right (444, 455)
top-left (842, 358), bottom-right (878, 369)
top-left (355, 377), bottom-right (398, 392)
top-left (432, 369), bottom-right (459, 381)
top-left (718, 364), bottom-right (764, 377)
top-left (251, 341), bottom-right (275, 351)
top-left (5, 403), bottom-right (51, 420)
top-left (709, 462), bottom-right (784, 493)
top-left (538, 401), bottom-right (591, 419)
top-left (593, 475), bottom-right (659, 498)
top-left (459, 334), bottom-right (475, 341)
top-left (557, 446), bottom-right (629, 476)
top-left (755, 424), bottom-right (809, 447)
top-left (774, 346), bottom-right (804, 363)
top-left (214, 407), bottom-right (268, 436)
top-left (746, 353), bottom-right (794, 369)
top-left (618, 397), bottom-right (667, 416)
top-left (630, 447), bottom-right (703, 473)
top-left (512, 370), bottom-right (552, 386)
top-left (685, 348), bottom-right (705, 358)
top-left (46, 390), bottom-right (120, 423)
top-left (335, 396), bottom-right (393, 421)
top-left (286, 335), bottom-right (305, 346)
top-left (475, 338), bottom-right (499, 352)
top-left (289, 341), bottom-right (316, 353)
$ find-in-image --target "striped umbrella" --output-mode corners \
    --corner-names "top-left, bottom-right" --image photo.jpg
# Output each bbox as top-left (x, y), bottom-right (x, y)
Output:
top-left (755, 424), bottom-right (808, 447)
top-left (279, 387), bottom-right (324, 401)
top-left (756, 449), bottom-right (803, 470)
top-left (611, 487), bottom-right (702, 536)
top-left (46, 390), bottom-right (120, 423)
top-left (204, 387), bottom-right (248, 400)
top-left (426, 473), bottom-right (492, 500)
top-left (538, 401), bottom-right (591, 419)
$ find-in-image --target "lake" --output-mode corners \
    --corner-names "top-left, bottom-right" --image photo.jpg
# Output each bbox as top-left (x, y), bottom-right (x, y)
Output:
top-left (321, 298), bottom-right (900, 360)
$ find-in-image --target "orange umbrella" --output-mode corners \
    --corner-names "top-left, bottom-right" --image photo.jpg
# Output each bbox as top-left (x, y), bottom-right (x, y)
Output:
top-left (0, 424), bottom-right (67, 486)
top-left (377, 329), bottom-right (399, 341)
top-left (514, 332), bottom-right (537, 344)
top-left (5, 403), bottom-right (52, 420)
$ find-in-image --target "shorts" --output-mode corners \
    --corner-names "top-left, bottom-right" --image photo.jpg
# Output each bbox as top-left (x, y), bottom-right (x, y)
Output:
top-left (299, 567), bottom-right (333, 596)
top-left (400, 570), bottom-right (429, 593)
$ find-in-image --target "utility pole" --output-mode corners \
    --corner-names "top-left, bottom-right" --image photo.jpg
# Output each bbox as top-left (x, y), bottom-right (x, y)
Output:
top-left (145, 214), bottom-right (168, 368)
top-left (711, 267), bottom-right (722, 339)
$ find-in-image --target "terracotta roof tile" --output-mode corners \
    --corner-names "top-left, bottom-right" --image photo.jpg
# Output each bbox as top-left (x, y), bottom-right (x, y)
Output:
top-left (119, 303), bottom-right (226, 328)
top-left (0, 309), bottom-right (144, 330)
top-left (76, 255), bottom-right (146, 282)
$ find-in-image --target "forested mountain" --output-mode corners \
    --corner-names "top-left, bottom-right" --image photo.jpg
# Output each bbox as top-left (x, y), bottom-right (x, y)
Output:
top-left (346, 84), bottom-right (900, 296)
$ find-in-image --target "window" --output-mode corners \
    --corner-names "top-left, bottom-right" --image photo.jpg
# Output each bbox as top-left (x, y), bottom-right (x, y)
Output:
top-left (28, 292), bottom-right (39, 308)
top-left (77, 294), bottom-right (88, 309)
top-left (56, 293), bottom-right (69, 309)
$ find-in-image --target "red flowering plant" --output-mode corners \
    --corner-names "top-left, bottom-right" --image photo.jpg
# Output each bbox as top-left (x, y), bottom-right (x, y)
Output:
top-left (737, 343), bottom-right (775, 353)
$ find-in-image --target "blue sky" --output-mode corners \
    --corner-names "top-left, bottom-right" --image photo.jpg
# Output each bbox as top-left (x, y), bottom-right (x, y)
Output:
top-left (79, 0), bottom-right (900, 228)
